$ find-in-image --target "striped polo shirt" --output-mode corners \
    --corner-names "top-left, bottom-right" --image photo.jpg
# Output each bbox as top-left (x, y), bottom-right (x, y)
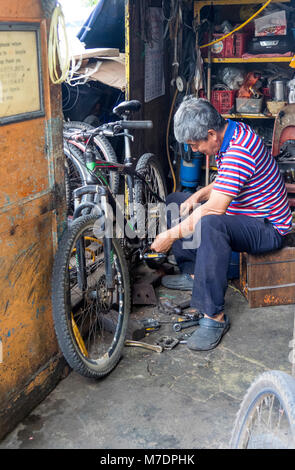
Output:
top-left (213, 119), bottom-right (292, 236)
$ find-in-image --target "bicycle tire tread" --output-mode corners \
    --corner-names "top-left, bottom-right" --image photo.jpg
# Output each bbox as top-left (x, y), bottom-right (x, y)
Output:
top-left (230, 370), bottom-right (295, 448)
top-left (52, 215), bottom-right (131, 378)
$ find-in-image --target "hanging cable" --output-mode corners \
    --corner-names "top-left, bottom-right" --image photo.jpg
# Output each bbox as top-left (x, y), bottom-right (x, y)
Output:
top-left (48, 3), bottom-right (71, 84)
top-left (200, 0), bottom-right (272, 49)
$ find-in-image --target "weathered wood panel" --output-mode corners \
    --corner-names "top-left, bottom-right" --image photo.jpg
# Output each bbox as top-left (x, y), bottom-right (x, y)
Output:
top-left (0, 1), bottom-right (66, 440)
top-left (239, 247), bottom-right (295, 308)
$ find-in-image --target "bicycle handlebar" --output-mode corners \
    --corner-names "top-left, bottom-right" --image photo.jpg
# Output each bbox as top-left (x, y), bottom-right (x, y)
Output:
top-left (119, 120), bottom-right (153, 130)
top-left (63, 120), bottom-right (153, 141)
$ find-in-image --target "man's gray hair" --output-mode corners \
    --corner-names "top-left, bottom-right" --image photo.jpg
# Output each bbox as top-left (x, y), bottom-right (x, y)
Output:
top-left (174, 96), bottom-right (226, 143)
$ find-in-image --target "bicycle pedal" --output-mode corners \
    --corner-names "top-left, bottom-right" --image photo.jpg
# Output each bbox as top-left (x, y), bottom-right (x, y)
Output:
top-left (142, 251), bottom-right (167, 269)
top-left (142, 252), bottom-right (167, 262)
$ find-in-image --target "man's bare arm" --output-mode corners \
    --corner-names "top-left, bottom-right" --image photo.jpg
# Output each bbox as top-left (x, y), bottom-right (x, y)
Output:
top-left (172, 190), bottom-right (233, 240)
top-left (180, 182), bottom-right (215, 216)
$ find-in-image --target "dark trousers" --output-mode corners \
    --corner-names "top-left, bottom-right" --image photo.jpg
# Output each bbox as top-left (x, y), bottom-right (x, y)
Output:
top-left (166, 192), bottom-right (283, 317)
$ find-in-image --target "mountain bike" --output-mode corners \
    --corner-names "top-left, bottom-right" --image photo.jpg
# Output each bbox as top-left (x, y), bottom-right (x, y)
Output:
top-left (52, 100), bottom-right (167, 378)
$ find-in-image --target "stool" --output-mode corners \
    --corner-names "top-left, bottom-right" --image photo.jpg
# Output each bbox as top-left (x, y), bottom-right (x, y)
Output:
top-left (238, 241), bottom-right (295, 308)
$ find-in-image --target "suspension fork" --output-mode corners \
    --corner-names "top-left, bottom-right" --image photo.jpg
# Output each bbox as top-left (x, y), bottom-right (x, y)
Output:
top-left (100, 194), bottom-right (114, 290)
top-left (123, 127), bottom-right (135, 227)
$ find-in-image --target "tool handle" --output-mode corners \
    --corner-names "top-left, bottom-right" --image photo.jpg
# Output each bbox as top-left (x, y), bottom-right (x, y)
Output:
top-left (124, 340), bottom-right (163, 353)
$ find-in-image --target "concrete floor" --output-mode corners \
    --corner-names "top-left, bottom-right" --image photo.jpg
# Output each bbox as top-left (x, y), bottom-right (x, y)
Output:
top-left (0, 282), bottom-right (294, 449)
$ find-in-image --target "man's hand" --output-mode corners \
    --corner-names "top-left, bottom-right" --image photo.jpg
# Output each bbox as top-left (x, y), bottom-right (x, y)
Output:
top-left (150, 229), bottom-right (178, 253)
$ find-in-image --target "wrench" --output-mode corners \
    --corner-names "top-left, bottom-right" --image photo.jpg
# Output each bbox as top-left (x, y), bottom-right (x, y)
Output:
top-left (173, 319), bottom-right (200, 332)
top-left (124, 340), bottom-right (163, 353)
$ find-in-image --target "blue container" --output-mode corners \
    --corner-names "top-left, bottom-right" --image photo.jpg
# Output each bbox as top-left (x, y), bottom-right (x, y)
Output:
top-left (227, 251), bottom-right (240, 279)
top-left (180, 145), bottom-right (203, 190)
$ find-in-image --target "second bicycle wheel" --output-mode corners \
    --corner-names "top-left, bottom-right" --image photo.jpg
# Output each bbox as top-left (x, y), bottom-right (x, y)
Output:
top-left (64, 142), bottom-right (87, 216)
top-left (134, 153), bottom-right (167, 242)
top-left (230, 370), bottom-right (295, 449)
top-left (52, 215), bottom-right (131, 378)
top-left (63, 121), bottom-right (120, 194)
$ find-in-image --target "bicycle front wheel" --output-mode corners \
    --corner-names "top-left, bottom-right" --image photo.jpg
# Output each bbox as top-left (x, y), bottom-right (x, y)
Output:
top-left (230, 370), bottom-right (295, 449)
top-left (52, 215), bottom-right (131, 378)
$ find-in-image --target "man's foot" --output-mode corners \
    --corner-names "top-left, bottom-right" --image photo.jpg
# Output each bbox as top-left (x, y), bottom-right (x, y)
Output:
top-left (187, 314), bottom-right (230, 351)
top-left (161, 273), bottom-right (194, 291)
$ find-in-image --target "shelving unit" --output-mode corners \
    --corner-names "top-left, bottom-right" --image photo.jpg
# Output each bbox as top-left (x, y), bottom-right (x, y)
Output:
top-left (203, 57), bottom-right (292, 63)
top-left (196, 1), bottom-right (293, 121)
top-left (194, 0), bottom-right (294, 185)
top-left (222, 113), bottom-right (275, 119)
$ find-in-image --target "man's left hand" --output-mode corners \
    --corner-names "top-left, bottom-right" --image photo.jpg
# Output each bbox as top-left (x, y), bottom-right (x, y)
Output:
top-left (150, 230), bottom-right (177, 253)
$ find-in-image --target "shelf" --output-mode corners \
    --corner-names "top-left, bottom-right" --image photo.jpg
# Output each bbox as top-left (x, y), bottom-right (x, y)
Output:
top-left (204, 57), bottom-right (292, 63)
top-left (222, 113), bottom-right (275, 119)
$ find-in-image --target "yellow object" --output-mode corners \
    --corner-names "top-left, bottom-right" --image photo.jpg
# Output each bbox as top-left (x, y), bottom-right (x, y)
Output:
top-left (71, 313), bottom-right (88, 357)
top-left (48, 3), bottom-right (70, 84)
top-left (204, 57), bottom-right (292, 63)
top-left (200, 0), bottom-right (272, 49)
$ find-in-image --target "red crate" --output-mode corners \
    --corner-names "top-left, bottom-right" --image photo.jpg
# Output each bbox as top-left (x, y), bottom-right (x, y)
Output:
top-left (211, 89), bottom-right (236, 114)
top-left (201, 32), bottom-right (247, 58)
top-left (234, 33), bottom-right (247, 58)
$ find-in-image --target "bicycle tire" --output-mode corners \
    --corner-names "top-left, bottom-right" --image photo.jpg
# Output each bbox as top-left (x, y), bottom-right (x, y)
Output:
top-left (52, 215), bottom-right (131, 378)
top-left (63, 121), bottom-right (120, 194)
top-left (134, 153), bottom-right (167, 242)
top-left (63, 142), bottom-right (87, 216)
top-left (230, 370), bottom-right (295, 449)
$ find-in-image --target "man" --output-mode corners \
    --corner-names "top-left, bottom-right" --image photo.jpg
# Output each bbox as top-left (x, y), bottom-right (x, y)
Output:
top-left (151, 97), bottom-right (292, 351)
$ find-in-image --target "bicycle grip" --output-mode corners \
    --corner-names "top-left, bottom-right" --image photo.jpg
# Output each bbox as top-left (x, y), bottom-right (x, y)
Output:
top-left (120, 120), bottom-right (153, 130)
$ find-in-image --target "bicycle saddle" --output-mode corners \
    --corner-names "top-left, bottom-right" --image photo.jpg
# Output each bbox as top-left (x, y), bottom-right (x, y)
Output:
top-left (113, 100), bottom-right (141, 117)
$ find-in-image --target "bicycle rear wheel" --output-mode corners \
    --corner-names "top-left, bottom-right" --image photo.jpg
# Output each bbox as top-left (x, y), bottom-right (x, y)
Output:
top-left (63, 121), bottom-right (120, 194)
top-left (52, 215), bottom-right (131, 378)
top-left (134, 153), bottom-right (167, 242)
top-left (230, 370), bottom-right (295, 449)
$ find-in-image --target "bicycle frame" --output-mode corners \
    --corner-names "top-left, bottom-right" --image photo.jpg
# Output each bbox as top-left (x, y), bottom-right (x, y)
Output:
top-left (66, 117), bottom-right (166, 293)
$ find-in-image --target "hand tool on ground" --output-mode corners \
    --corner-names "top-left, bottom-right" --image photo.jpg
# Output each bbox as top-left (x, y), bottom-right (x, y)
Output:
top-left (124, 340), bottom-right (163, 353)
top-left (173, 317), bottom-right (201, 332)
top-left (158, 298), bottom-right (191, 315)
top-left (141, 318), bottom-right (161, 332)
top-left (156, 336), bottom-right (180, 350)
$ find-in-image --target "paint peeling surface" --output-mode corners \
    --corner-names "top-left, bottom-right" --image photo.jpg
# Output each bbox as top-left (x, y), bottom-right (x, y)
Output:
top-left (0, 0), bottom-right (65, 439)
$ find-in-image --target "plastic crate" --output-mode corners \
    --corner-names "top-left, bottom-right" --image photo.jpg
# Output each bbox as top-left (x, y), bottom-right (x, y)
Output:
top-left (202, 32), bottom-right (247, 58)
top-left (211, 89), bottom-right (236, 114)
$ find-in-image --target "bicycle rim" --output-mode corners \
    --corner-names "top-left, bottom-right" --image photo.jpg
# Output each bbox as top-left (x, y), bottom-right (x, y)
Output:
top-left (52, 216), bottom-right (130, 378)
top-left (231, 371), bottom-right (295, 449)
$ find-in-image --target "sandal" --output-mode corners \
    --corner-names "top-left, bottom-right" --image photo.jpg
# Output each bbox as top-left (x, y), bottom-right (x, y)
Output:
top-left (187, 314), bottom-right (230, 351)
